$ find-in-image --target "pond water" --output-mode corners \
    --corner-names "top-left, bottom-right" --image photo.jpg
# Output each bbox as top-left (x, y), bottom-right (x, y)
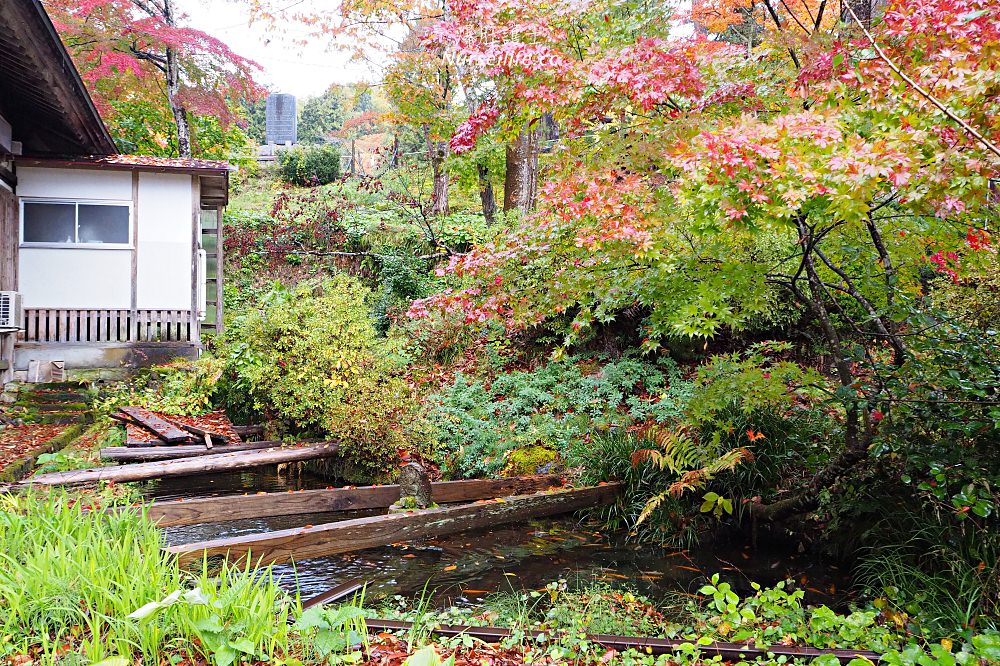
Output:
top-left (141, 468), bottom-right (854, 610)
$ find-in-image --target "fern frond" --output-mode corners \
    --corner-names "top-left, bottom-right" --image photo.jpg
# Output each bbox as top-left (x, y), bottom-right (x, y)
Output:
top-left (644, 425), bottom-right (704, 473)
top-left (637, 492), bottom-right (668, 525)
top-left (705, 447), bottom-right (753, 475)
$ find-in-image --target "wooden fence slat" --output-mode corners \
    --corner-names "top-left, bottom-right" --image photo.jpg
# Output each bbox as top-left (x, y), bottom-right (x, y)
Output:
top-left (26, 309), bottom-right (36, 342)
top-left (19, 308), bottom-right (206, 344)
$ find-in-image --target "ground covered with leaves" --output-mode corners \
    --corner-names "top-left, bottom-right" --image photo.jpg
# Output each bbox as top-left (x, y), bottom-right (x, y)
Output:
top-left (0, 425), bottom-right (68, 474)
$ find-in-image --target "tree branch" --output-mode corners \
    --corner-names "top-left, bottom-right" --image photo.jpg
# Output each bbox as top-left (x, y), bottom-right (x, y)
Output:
top-left (844, 3), bottom-right (1000, 159)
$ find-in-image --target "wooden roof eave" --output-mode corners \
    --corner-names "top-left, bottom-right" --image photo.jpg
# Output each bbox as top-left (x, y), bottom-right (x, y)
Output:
top-left (0, 0), bottom-right (116, 157)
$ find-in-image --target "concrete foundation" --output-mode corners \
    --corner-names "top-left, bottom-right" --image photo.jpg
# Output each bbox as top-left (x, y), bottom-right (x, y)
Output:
top-left (14, 341), bottom-right (198, 378)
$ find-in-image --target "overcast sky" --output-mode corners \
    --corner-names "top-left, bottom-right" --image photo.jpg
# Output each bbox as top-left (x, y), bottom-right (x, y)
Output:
top-left (180, 1), bottom-right (384, 100)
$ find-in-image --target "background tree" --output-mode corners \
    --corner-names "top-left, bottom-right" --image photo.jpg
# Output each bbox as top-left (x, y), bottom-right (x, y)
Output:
top-left (413, 0), bottom-right (1000, 563)
top-left (45, 0), bottom-right (263, 157)
top-left (298, 86), bottom-right (348, 144)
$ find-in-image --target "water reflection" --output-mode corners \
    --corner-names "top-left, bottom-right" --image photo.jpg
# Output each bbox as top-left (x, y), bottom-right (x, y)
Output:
top-left (144, 467), bottom-right (852, 609)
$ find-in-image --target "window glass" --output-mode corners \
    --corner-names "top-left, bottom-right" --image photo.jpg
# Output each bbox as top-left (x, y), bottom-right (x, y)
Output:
top-left (23, 202), bottom-right (75, 243)
top-left (78, 204), bottom-right (129, 244)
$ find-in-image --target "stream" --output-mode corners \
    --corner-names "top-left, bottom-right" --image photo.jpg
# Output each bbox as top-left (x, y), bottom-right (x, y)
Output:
top-left (140, 467), bottom-right (854, 610)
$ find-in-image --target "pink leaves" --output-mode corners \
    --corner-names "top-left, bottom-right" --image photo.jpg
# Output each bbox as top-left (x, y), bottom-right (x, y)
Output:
top-left (929, 251), bottom-right (961, 283)
top-left (449, 103), bottom-right (500, 154)
top-left (587, 38), bottom-right (706, 111)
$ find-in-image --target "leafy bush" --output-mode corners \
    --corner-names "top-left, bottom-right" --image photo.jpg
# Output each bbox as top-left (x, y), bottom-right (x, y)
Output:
top-left (277, 144), bottom-right (342, 186)
top-left (0, 493), bottom-right (293, 665)
top-left (223, 277), bottom-right (426, 479)
top-left (427, 354), bottom-right (691, 478)
top-left (96, 357), bottom-right (226, 416)
top-left (376, 575), bottom-right (1000, 665)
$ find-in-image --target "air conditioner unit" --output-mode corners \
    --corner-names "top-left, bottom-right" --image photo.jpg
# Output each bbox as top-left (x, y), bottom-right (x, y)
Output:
top-left (0, 291), bottom-right (23, 332)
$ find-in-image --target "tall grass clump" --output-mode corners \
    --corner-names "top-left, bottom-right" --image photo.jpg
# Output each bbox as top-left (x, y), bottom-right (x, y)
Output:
top-left (0, 492), bottom-right (294, 665)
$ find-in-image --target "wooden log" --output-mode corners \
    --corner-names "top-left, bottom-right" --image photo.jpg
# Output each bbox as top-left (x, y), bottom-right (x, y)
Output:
top-left (119, 407), bottom-right (191, 443)
top-left (232, 425), bottom-right (265, 437)
top-left (100, 441), bottom-right (285, 463)
top-left (20, 442), bottom-right (340, 487)
top-left (145, 475), bottom-right (565, 528)
top-left (167, 483), bottom-right (620, 566)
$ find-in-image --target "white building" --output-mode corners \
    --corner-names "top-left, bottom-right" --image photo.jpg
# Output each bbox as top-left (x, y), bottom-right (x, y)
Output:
top-left (0, 1), bottom-right (227, 383)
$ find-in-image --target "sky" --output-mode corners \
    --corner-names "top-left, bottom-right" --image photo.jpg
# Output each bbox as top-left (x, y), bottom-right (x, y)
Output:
top-left (180, 1), bottom-right (384, 100)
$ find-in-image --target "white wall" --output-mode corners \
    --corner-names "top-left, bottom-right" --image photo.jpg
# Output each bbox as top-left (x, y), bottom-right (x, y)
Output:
top-left (17, 166), bottom-right (131, 200)
top-left (136, 172), bottom-right (193, 309)
top-left (16, 166), bottom-right (196, 311)
top-left (17, 167), bottom-right (132, 309)
top-left (19, 248), bottom-right (131, 308)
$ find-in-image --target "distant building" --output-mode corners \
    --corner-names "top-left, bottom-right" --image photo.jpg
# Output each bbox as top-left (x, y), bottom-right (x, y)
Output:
top-left (265, 94), bottom-right (297, 145)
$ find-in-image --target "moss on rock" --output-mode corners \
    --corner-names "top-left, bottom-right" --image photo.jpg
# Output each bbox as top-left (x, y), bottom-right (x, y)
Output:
top-left (501, 444), bottom-right (560, 476)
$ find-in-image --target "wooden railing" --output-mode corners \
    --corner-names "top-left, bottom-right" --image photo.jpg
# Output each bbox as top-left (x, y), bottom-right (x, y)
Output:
top-left (21, 309), bottom-right (197, 344)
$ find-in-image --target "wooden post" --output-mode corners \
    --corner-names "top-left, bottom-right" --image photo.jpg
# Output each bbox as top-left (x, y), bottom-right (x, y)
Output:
top-left (130, 171), bottom-right (139, 316)
top-left (190, 176), bottom-right (201, 348)
top-left (166, 484), bottom-right (621, 566)
top-left (215, 203), bottom-right (224, 335)
top-left (0, 179), bottom-right (17, 384)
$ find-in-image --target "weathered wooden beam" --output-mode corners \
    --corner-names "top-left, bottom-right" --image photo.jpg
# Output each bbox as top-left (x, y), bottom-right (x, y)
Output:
top-left (167, 484), bottom-right (620, 566)
top-left (145, 475), bottom-right (565, 528)
top-left (232, 425), bottom-right (264, 437)
top-left (177, 422), bottom-right (229, 444)
top-left (100, 440), bottom-right (284, 463)
top-left (119, 407), bottom-right (190, 443)
top-left (19, 442), bottom-right (339, 487)
top-left (361, 619), bottom-right (882, 665)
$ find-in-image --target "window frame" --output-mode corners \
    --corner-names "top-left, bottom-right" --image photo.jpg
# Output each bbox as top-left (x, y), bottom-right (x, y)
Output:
top-left (19, 198), bottom-right (133, 249)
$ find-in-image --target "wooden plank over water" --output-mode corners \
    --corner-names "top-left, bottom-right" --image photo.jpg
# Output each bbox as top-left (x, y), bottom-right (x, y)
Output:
top-left (19, 442), bottom-right (340, 487)
top-left (146, 475), bottom-right (565, 527)
top-left (167, 483), bottom-right (620, 566)
top-left (119, 407), bottom-right (190, 443)
top-left (100, 440), bottom-right (283, 463)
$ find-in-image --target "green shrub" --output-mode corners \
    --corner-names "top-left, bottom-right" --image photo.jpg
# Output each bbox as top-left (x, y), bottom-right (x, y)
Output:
top-left (95, 357), bottom-right (225, 416)
top-left (277, 144), bottom-right (342, 186)
top-left (427, 354), bottom-right (690, 478)
top-left (223, 277), bottom-right (426, 479)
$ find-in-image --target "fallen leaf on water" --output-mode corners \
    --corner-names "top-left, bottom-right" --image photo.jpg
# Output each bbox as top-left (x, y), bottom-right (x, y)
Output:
top-left (443, 565), bottom-right (457, 571)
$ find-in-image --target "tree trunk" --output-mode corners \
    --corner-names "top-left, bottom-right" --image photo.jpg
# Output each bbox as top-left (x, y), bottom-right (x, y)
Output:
top-left (162, 0), bottom-right (192, 157)
top-left (428, 134), bottom-right (449, 216)
top-left (477, 162), bottom-right (498, 225)
top-left (503, 125), bottom-right (539, 214)
top-left (751, 218), bottom-right (876, 522)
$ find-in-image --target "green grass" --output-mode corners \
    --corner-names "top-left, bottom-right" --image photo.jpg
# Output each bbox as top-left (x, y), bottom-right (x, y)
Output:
top-left (0, 492), bottom-right (296, 665)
